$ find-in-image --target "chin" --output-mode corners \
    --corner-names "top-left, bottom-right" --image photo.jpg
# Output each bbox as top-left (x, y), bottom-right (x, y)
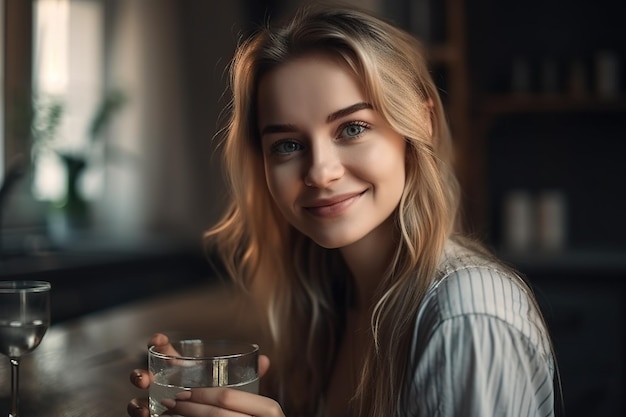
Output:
top-left (307, 232), bottom-right (361, 249)
top-left (312, 239), bottom-right (343, 249)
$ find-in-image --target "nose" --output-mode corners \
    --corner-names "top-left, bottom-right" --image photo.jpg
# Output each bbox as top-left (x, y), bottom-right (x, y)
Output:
top-left (303, 139), bottom-right (344, 188)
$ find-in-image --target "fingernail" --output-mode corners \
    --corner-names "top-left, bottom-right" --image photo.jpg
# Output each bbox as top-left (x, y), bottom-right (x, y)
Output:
top-left (161, 399), bottom-right (176, 409)
top-left (133, 371), bottom-right (142, 380)
top-left (175, 391), bottom-right (191, 400)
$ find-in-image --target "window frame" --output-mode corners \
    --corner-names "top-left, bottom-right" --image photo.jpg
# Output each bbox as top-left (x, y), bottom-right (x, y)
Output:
top-left (2, 0), bottom-right (34, 181)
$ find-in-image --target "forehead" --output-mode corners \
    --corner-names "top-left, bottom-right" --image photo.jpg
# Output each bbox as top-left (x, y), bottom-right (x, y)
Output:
top-left (256, 53), bottom-right (366, 125)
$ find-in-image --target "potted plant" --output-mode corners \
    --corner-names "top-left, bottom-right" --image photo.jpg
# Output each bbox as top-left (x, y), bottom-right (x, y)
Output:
top-left (30, 90), bottom-right (126, 239)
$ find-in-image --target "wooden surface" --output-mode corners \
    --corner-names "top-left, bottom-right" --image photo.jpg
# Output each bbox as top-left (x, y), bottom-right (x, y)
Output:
top-left (0, 283), bottom-right (265, 417)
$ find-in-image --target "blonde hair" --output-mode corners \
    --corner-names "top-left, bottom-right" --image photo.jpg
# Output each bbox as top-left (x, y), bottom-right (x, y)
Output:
top-left (205, 4), bottom-right (460, 416)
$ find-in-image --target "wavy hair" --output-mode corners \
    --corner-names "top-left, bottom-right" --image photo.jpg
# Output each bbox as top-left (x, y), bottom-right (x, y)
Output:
top-left (205, 4), bottom-right (461, 416)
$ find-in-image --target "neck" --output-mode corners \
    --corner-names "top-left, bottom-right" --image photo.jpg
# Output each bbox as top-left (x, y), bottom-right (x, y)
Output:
top-left (340, 217), bottom-right (398, 312)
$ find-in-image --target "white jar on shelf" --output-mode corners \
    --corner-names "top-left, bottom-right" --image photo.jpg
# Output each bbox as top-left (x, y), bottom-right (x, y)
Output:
top-left (503, 190), bottom-right (535, 253)
top-left (537, 190), bottom-right (568, 253)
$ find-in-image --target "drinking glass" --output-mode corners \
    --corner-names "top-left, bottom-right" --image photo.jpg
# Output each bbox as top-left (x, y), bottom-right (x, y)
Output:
top-left (0, 281), bottom-right (51, 417)
top-left (148, 339), bottom-right (259, 417)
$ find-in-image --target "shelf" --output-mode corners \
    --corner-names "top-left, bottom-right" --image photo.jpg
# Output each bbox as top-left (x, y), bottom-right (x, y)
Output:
top-left (499, 248), bottom-right (626, 275)
top-left (480, 95), bottom-right (626, 115)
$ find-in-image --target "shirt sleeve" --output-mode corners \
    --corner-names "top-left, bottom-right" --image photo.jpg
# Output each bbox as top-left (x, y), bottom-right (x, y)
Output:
top-left (405, 313), bottom-right (555, 417)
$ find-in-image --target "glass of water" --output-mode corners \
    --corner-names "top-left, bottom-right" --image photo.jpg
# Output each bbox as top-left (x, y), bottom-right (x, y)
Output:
top-left (0, 280), bottom-right (51, 417)
top-left (148, 338), bottom-right (259, 417)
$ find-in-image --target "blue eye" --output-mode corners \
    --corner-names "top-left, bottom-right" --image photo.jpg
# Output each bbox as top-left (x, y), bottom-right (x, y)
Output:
top-left (340, 122), bottom-right (369, 139)
top-left (271, 140), bottom-right (302, 155)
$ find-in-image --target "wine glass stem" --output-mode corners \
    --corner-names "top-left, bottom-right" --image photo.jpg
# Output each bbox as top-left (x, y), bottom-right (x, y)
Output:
top-left (10, 357), bottom-right (20, 417)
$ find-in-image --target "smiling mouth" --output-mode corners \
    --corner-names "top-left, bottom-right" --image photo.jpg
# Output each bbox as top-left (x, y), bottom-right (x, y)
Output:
top-left (304, 191), bottom-right (365, 217)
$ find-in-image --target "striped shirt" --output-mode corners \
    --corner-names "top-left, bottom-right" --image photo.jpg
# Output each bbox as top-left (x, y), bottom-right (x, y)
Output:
top-left (402, 241), bottom-right (555, 417)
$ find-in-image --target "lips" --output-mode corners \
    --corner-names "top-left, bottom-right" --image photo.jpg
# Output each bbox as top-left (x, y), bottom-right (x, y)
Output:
top-left (303, 191), bottom-right (365, 217)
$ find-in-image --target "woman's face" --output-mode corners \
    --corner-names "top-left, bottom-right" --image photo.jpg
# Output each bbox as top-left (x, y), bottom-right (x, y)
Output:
top-left (257, 53), bottom-right (406, 249)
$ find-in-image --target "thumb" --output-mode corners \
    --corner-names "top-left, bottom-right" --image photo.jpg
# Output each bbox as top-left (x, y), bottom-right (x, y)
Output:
top-left (259, 354), bottom-right (271, 378)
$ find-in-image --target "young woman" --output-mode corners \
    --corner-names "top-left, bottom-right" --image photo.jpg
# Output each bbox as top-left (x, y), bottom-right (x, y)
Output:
top-left (128, 4), bottom-right (556, 417)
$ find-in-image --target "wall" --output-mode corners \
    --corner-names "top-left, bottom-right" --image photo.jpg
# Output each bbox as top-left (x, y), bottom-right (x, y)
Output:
top-left (90, 0), bottom-right (246, 248)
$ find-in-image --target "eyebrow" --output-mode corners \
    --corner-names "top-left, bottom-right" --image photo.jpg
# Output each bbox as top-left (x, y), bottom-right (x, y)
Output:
top-left (260, 102), bottom-right (373, 137)
top-left (326, 102), bottom-right (373, 123)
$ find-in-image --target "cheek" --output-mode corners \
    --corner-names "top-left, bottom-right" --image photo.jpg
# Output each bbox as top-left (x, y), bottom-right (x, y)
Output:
top-left (351, 138), bottom-right (406, 185)
top-left (264, 163), bottom-right (299, 207)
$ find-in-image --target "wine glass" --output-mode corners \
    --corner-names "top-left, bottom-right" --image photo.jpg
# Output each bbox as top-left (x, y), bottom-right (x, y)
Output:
top-left (0, 281), bottom-right (51, 417)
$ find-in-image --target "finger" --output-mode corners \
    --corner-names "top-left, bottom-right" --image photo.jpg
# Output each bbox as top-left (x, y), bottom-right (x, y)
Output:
top-left (166, 400), bottom-right (251, 417)
top-left (174, 388), bottom-right (284, 417)
top-left (148, 333), bottom-right (180, 356)
top-left (147, 332), bottom-right (170, 348)
top-left (130, 369), bottom-right (151, 389)
top-left (258, 355), bottom-right (271, 378)
top-left (127, 398), bottom-right (149, 417)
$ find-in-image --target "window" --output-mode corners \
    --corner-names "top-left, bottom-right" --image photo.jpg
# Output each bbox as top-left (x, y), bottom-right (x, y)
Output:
top-left (32, 0), bottom-right (104, 202)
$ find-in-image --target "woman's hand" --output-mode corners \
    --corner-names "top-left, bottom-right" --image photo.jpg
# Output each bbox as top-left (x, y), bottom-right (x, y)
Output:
top-left (126, 333), bottom-right (279, 417)
top-left (127, 333), bottom-right (171, 417)
top-left (161, 378), bottom-right (283, 416)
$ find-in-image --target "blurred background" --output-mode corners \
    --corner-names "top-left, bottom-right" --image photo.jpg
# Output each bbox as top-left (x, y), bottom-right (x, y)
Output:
top-left (0, 0), bottom-right (624, 415)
